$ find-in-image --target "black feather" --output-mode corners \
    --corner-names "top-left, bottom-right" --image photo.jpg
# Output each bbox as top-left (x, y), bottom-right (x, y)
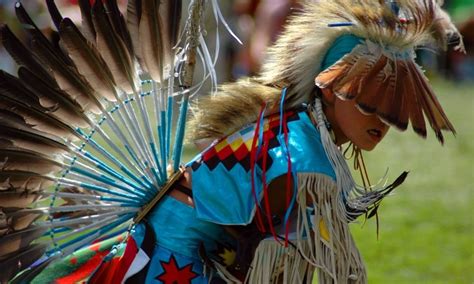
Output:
top-left (78, 0), bottom-right (96, 43)
top-left (45, 0), bottom-right (63, 30)
top-left (0, 25), bottom-right (53, 83)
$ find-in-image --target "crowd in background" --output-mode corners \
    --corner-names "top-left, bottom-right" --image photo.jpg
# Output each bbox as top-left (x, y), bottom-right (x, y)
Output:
top-left (0, 0), bottom-right (472, 83)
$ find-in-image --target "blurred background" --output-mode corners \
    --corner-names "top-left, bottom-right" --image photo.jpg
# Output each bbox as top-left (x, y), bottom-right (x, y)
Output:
top-left (0, 0), bottom-right (473, 283)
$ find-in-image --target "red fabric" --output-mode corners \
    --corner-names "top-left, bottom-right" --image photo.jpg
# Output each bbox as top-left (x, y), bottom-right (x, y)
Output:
top-left (111, 237), bottom-right (139, 283)
top-left (55, 250), bottom-right (110, 284)
top-left (91, 237), bottom-right (138, 284)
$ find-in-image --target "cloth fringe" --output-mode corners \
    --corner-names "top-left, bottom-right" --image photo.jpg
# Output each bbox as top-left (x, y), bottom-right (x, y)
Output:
top-left (245, 238), bottom-right (314, 284)
top-left (296, 173), bottom-right (366, 284)
top-left (240, 173), bottom-right (366, 284)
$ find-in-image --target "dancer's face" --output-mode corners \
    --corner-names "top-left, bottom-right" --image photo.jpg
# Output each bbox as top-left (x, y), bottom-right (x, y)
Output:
top-left (322, 89), bottom-right (389, 151)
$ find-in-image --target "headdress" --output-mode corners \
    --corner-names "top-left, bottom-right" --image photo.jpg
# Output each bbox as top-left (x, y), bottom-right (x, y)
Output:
top-left (259, 0), bottom-right (464, 143)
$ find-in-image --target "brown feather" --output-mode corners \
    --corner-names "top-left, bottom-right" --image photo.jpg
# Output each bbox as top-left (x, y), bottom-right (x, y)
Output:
top-left (355, 55), bottom-right (388, 114)
top-left (0, 106), bottom-right (71, 154)
top-left (78, 0), bottom-right (96, 44)
top-left (391, 60), bottom-right (410, 131)
top-left (375, 59), bottom-right (400, 127)
top-left (45, 0), bottom-right (63, 30)
top-left (333, 50), bottom-right (375, 98)
top-left (0, 25), bottom-right (54, 85)
top-left (15, 2), bottom-right (74, 68)
top-left (0, 243), bottom-right (48, 283)
top-left (139, 0), bottom-right (164, 82)
top-left (159, 0), bottom-right (183, 74)
top-left (0, 228), bottom-right (47, 260)
top-left (315, 61), bottom-right (352, 90)
top-left (0, 148), bottom-right (63, 175)
top-left (0, 104), bottom-right (73, 141)
top-left (27, 35), bottom-right (104, 114)
top-left (127, 0), bottom-right (146, 71)
top-left (0, 208), bottom-right (43, 236)
top-left (17, 67), bottom-right (91, 129)
top-left (59, 18), bottom-right (117, 102)
top-left (92, 0), bottom-right (136, 94)
top-left (104, 0), bottom-right (134, 57)
top-left (0, 191), bottom-right (43, 209)
top-left (404, 62), bottom-right (427, 137)
top-left (409, 62), bottom-right (454, 143)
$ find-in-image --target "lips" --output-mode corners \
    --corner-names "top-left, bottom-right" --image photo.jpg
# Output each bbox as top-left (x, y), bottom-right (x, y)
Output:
top-left (367, 129), bottom-right (382, 141)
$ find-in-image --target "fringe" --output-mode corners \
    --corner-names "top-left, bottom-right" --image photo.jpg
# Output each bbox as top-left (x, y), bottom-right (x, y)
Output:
top-left (245, 239), bottom-right (314, 284)
top-left (295, 173), bottom-right (366, 284)
top-left (239, 173), bottom-right (365, 284)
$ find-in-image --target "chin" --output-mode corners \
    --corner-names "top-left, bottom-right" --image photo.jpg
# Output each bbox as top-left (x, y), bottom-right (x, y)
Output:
top-left (355, 142), bottom-right (377, 151)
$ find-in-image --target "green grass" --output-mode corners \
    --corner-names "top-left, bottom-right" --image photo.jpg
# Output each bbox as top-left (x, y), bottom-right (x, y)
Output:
top-left (349, 79), bottom-right (474, 283)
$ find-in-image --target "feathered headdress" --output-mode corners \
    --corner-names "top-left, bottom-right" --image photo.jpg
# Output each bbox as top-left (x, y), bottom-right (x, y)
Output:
top-left (258, 0), bottom-right (464, 143)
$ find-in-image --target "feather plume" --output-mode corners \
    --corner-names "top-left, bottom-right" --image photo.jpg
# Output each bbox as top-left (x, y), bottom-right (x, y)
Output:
top-left (104, 0), bottom-right (134, 56)
top-left (390, 60), bottom-right (410, 130)
top-left (375, 60), bottom-right (399, 126)
top-left (59, 18), bottom-right (117, 102)
top-left (92, 0), bottom-right (136, 94)
top-left (0, 75), bottom-right (81, 140)
top-left (15, 2), bottom-right (74, 68)
top-left (139, 0), bottom-right (164, 82)
top-left (0, 117), bottom-right (74, 159)
top-left (0, 148), bottom-right (63, 174)
top-left (314, 60), bottom-right (351, 90)
top-left (159, 0), bottom-right (183, 73)
top-left (0, 25), bottom-right (54, 84)
top-left (189, 78), bottom-right (281, 140)
top-left (354, 55), bottom-right (388, 114)
top-left (78, 0), bottom-right (96, 44)
top-left (17, 67), bottom-right (91, 128)
top-left (0, 189), bottom-right (44, 208)
top-left (409, 63), bottom-right (454, 143)
top-left (0, 208), bottom-right (43, 236)
top-left (45, 0), bottom-right (63, 30)
top-left (127, 0), bottom-right (145, 70)
top-left (257, 0), bottom-right (462, 144)
top-left (8, 8), bottom-right (106, 116)
top-left (0, 242), bottom-right (48, 283)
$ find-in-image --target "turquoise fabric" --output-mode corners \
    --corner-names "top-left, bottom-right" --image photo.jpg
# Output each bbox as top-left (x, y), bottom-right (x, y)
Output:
top-left (320, 34), bottom-right (362, 71)
top-left (189, 110), bottom-right (336, 225)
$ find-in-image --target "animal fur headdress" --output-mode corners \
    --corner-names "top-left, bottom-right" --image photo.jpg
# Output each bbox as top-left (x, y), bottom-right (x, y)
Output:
top-left (191, 0), bottom-right (463, 143)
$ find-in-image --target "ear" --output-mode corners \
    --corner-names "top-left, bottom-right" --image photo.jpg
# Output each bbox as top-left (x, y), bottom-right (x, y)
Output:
top-left (321, 88), bottom-right (336, 105)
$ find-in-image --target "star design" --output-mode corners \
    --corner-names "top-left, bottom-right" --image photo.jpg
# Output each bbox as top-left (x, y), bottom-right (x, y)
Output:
top-left (156, 255), bottom-right (198, 284)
